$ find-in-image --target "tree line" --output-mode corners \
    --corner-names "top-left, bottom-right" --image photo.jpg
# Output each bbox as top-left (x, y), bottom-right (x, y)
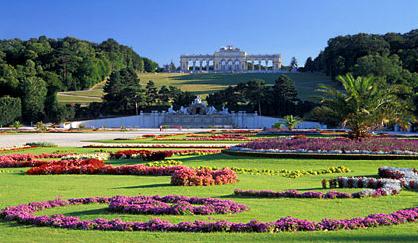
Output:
top-left (206, 75), bottom-right (316, 117)
top-left (0, 36), bottom-right (158, 126)
top-left (302, 29), bottom-right (418, 125)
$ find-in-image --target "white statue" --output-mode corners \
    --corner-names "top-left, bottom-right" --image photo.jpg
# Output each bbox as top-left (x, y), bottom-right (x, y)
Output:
top-left (167, 105), bottom-right (176, 114)
top-left (207, 106), bottom-right (217, 115)
top-left (193, 96), bottom-right (202, 104)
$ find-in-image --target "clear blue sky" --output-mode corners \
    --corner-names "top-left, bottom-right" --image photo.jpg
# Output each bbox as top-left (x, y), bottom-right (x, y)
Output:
top-left (1, 0), bottom-right (417, 66)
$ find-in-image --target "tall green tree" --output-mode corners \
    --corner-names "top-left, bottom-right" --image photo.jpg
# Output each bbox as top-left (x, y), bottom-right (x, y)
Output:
top-left (104, 68), bottom-right (145, 114)
top-left (20, 76), bottom-right (47, 122)
top-left (145, 80), bottom-right (159, 105)
top-left (0, 96), bottom-right (21, 126)
top-left (271, 75), bottom-right (298, 116)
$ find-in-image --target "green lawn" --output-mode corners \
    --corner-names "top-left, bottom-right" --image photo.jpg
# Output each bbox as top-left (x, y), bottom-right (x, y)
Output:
top-left (0, 147), bottom-right (417, 242)
top-left (57, 72), bottom-right (337, 105)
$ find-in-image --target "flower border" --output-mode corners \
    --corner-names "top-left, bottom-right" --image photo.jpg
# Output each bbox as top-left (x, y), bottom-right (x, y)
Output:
top-left (1, 196), bottom-right (417, 232)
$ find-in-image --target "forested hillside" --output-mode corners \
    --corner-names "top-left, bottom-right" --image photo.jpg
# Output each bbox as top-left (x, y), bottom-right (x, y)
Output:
top-left (306, 30), bottom-right (418, 83)
top-left (0, 36), bottom-right (158, 125)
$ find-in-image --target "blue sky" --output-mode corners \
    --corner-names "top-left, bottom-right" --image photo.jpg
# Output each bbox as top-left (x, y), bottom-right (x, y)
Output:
top-left (1, 0), bottom-right (417, 66)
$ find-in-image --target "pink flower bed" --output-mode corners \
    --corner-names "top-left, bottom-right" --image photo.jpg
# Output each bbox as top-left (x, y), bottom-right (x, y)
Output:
top-left (0, 153), bottom-right (71, 168)
top-left (171, 167), bottom-right (237, 186)
top-left (1, 196), bottom-right (417, 232)
top-left (108, 195), bottom-right (247, 215)
top-left (235, 137), bottom-right (418, 155)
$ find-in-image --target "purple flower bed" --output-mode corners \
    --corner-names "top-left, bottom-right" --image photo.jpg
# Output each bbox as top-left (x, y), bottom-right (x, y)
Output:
top-left (108, 195), bottom-right (248, 215)
top-left (233, 189), bottom-right (383, 199)
top-left (235, 137), bottom-right (418, 155)
top-left (1, 196), bottom-right (418, 232)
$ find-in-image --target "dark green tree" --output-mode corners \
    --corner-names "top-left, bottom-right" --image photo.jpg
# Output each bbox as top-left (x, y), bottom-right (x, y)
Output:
top-left (104, 68), bottom-right (145, 114)
top-left (20, 76), bottom-right (47, 122)
top-left (145, 80), bottom-right (159, 105)
top-left (0, 96), bottom-right (21, 126)
top-left (271, 75), bottom-right (298, 116)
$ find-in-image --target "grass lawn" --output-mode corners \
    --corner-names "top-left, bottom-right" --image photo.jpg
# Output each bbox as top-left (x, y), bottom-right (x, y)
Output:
top-left (57, 72), bottom-right (337, 105)
top-left (0, 146), bottom-right (417, 242)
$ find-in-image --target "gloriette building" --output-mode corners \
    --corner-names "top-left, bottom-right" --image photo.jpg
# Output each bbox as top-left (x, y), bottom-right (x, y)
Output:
top-left (180, 45), bottom-right (282, 72)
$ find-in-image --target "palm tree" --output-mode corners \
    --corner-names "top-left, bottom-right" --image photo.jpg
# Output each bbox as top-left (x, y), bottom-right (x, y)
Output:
top-left (317, 73), bottom-right (413, 138)
top-left (11, 121), bottom-right (22, 130)
top-left (283, 115), bottom-right (300, 131)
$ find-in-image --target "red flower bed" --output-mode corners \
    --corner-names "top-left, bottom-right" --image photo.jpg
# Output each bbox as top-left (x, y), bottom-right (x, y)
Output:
top-left (27, 159), bottom-right (105, 175)
top-left (111, 150), bottom-right (173, 161)
top-left (26, 159), bottom-right (237, 186)
top-left (171, 167), bottom-right (237, 186)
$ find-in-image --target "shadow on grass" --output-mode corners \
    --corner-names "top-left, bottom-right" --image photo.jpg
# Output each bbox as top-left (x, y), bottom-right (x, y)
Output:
top-left (113, 183), bottom-right (172, 189)
top-left (63, 208), bottom-right (110, 217)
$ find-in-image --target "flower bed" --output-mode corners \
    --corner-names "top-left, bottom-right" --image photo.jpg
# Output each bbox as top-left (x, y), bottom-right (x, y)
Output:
top-left (196, 166), bottom-right (350, 178)
top-left (233, 188), bottom-right (395, 199)
top-left (110, 149), bottom-right (221, 161)
top-left (0, 153), bottom-right (71, 168)
top-left (232, 137), bottom-right (418, 156)
top-left (108, 195), bottom-right (247, 215)
top-left (143, 160), bottom-right (183, 167)
top-left (185, 134), bottom-right (251, 141)
top-left (0, 145), bottom-right (32, 152)
top-left (2, 196), bottom-right (418, 232)
top-left (171, 167), bottom-right (237, 186)
top-left (84, 144), bottom-right (231, 149)
top-left (27, 159), bottom-right (105, 175)
top-left (111, 150), bottom-right (172, 161)
top-left (26, 159), bottom-right (238, 186)
top-left (378, 167), bottom-right (418, 190)
top-left (61, 153), bottom-right (110, 161)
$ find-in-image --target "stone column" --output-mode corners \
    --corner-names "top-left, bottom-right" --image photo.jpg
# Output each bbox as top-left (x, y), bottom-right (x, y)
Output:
top-left (258, 60), bottom-right (262, 71)
top-left (252, 60), bottom-right (255, 71)
top-left (192, 61), bottom-right (196, 72)
top-left (199, 60), bottom-right (202, 72)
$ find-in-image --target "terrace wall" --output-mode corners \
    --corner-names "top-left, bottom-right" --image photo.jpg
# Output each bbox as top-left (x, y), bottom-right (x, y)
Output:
top-left (63, 112), bottom-right (324, 129)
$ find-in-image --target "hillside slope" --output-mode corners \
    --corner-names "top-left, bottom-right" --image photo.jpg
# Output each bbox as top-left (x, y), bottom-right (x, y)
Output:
top-left (57, 72), bottom-right (337, 104)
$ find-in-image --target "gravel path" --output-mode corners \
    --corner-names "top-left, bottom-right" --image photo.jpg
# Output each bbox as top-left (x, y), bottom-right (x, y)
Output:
top-left (0, 129), bottom-right (213, 147)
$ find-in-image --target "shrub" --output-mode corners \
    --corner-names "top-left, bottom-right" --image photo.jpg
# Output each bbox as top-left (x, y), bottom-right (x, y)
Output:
top-left (25, 142), bottom-right (57, 147)
top-left (171, 167), bottom-right (237, 186)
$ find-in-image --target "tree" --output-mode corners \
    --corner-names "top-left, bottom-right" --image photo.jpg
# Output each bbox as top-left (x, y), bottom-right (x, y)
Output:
top-left (353, 54), bottom-right (403, 83)
top-left (11, 120), bottom-right (22, 130)
top-left (103, 68), bottom-right (145, 114)
top-left (158, 86), bottom-right (171, 105)
top-left (243, 80), bottom-right (266, 115)
top-left (173, 91), bottom-right (195, 109)
top-left (317, 73), bottom-right (414, 138)
top-left (20, 76), bottom-right (47, 123)
top-left (0, 96), bottom-right (21, 126)
top-left (303, 57), bottom-right (314, 72)
top-left (290, 57), bottom-right (298, 70)
top-left (271, 75), bottom-right (298, 116)
top-left (283, 115), bottom-right (300, 130)
top-left (145, 80), bottom-right (159, 105)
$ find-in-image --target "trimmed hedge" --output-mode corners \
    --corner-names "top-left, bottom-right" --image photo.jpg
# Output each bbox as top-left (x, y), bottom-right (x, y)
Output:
top-left (223, 150), bottom-right (418, 160)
